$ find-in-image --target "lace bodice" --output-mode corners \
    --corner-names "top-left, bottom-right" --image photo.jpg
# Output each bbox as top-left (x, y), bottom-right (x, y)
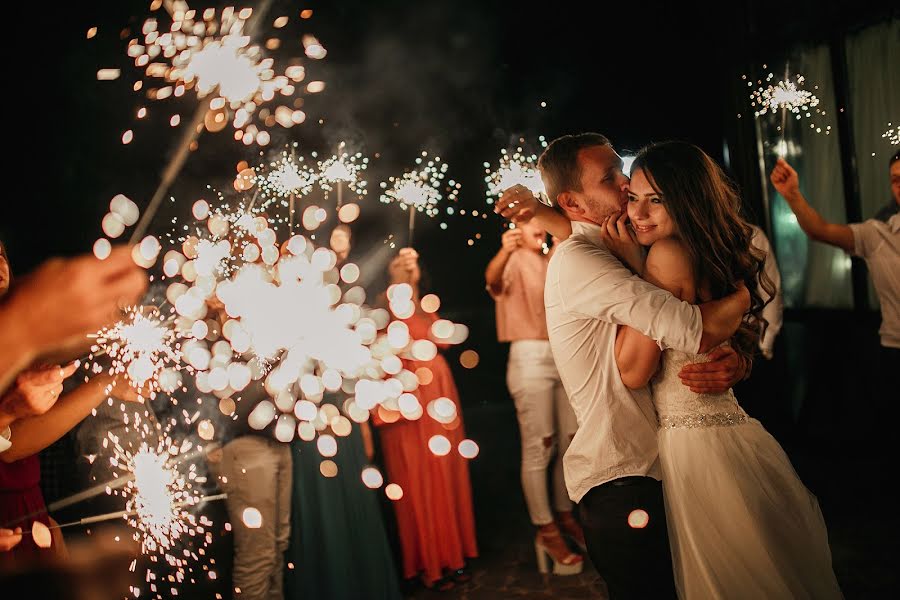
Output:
top-left (651, 348), bottom-right (749, 429)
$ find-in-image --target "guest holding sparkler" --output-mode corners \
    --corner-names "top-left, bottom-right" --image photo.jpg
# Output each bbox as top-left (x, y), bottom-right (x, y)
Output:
top-left (0, 244), bottom-right (147, 394)
top-left (0, 244), bottom-right (146, 562)
top-left (285, 223), bottom-right (402, 600)
top-left (374, 248), bottom-right (478, 592)
top-left (770, 155), bottom-right (899, 428)
top-left (485, 223), bottom-right (584, 574)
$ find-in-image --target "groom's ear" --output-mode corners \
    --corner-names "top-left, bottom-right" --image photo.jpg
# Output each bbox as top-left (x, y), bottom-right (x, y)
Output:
top-left (557, 192), bottom-right (583, 216)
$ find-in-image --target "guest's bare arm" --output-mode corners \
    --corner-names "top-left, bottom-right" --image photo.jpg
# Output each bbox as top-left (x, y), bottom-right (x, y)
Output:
top-left (485, 229), bottom-right (521, 296)
top-left (0, 248), bottom-right (148, 392)
top-left (0, 362), bottom-right (78, 431)
top-left (770, 158), bottom-right (855, 253)
top-left (1, 373), bottom-right (143, 463)
top-left (495, 185), bottom-right (573, 240)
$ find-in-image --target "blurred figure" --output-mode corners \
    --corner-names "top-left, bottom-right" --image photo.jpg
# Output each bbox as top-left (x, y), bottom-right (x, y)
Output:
top-left (286, 224), bottom-right (402, 600)
top-left (204, 298), bottom-right (292, 600)
top-left (0, 243), bottom-right (147, 392)
top-left (0, 248), bottom-right (144, 564)
top-left (374, 248), bottom-right (478, 592)
top-left (485, 223), bottom-right (583, 574)
top-left (875, 151), bottom-right (900, 222)
top-left (771, 157), bottom-right (899, 436)
top-left (732, 225), bottom-right (791, 442)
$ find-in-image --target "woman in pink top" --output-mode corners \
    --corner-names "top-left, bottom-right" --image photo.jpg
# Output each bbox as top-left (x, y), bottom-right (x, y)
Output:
top-left (485, 220), bottom-right (584, 575)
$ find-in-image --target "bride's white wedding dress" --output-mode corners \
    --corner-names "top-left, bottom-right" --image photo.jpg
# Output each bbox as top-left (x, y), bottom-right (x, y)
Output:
top-left (652, 347), bottom-right (843, 599)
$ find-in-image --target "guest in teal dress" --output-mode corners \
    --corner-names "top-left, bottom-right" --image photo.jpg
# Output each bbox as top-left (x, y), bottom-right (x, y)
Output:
top-left (285, 397), bottom-right (402, 600)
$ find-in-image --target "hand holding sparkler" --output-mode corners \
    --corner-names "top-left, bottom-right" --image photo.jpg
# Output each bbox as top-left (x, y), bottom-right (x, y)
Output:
top-left (1, 248), bottom-right (147, 366)
top-left (769, 158), bottom-right (801, 200)
top-left (0, 527), bottom-right (22, 551)
top-left (495, 184), bottom-right (540, 223)
top-left (389, 248), bottom-right (421, 287)
top-left (0, 362), bottom-right (79, 430)
top-left (500, 229), bottom-right (523, 254)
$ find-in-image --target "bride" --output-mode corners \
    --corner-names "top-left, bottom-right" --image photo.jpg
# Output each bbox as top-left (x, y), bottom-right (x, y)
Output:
top-left (608, 141), bottom-right (842, 599)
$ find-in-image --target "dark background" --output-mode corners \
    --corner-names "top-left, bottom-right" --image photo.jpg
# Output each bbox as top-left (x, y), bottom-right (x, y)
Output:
top-left (5, 0), bottom-right (893, 398)
top-left (3, 1), bottom-right (898, 596)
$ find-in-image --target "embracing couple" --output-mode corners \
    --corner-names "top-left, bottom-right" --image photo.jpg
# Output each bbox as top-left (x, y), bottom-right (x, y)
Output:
top-left (498, 134), bottom-right (842, 599)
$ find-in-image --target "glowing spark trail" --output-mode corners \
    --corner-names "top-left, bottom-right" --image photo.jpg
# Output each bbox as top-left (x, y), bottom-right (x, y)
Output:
top-left (380, 152), bottom-right (460, 244)
top-left (484, 148), bottom-right (545, 205)
top-left (89, 306), bottom-right (188, 394)
top-left (747, 68), bottom-right (831, 156)
top-left (318, 144), bottom-right (369, 206)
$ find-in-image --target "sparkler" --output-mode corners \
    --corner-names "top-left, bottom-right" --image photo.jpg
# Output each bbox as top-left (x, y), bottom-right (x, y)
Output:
top-left (124, 0), bottom-right (325, 246)
top-left (882, 122), bottom-right (898, 147)
top-left (318, 143), bottom-right (369, 207)
top-left (748, 66), bottom-right (831, 156)
top-left (380, 152), bottom-right (459, 245)
top-left (484, 147), bottom-right (546, 205)
top-left (128, 1), bottom-right (321, 146)
top-left (253, 149), bottom-right (319, 233)
top-left (88, 306), bottom-right (188, 396)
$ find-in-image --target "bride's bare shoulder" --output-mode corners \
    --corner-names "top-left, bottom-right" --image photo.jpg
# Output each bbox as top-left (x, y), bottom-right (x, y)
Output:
top-left (645, 238), bottom-right (695, 300)
top-left (647, 238), bottom-right (692, 272)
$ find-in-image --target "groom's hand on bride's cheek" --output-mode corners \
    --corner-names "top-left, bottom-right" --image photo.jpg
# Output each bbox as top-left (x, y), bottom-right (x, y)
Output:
top-left (677, 346), bottom-right (741, 393)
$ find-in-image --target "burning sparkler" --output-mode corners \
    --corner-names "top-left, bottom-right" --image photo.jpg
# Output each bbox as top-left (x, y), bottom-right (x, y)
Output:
top-left (484, 147), bottom-right (546, 205)
top-left (380, 152), bottom-right (460, 244)
top-left (127, 2), bottom-right (324, 146)
top-left (882, 122), bottom-right (898, 147)
top-left (318, 143), bottom-right (369, 206)
top-left (88, 306), bottom-right (188, 395)
top-left (747, 67), bottom-right (831, 156)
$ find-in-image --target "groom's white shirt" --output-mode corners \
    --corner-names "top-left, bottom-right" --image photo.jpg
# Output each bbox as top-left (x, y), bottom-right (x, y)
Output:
top-left (545, 221), bottom-right (703, 502)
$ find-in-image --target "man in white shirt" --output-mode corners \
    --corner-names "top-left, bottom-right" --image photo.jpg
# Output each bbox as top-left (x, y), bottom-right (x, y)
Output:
top-left (771, 154), bottom-right (899, 453)
top-left (500, 133), bottom-right (750, 599)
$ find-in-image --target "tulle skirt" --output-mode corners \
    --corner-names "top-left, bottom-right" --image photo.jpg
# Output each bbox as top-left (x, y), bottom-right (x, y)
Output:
top-left (658, 419), bottom-right (843, 599)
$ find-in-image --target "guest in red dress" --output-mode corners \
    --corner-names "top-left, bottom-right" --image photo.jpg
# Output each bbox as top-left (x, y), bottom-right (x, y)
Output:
top-left (373, 248), bottom-right (478, 591)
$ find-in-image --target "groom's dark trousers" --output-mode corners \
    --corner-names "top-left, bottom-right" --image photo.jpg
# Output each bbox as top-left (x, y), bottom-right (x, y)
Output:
top-left (579, 476), bottom-right (677, 600)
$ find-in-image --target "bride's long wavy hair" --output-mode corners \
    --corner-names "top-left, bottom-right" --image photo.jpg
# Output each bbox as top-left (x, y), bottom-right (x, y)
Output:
top-left (630, 141), bottom-right (775, 363)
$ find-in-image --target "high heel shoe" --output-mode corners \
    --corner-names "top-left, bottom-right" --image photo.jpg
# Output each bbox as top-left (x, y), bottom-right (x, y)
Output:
top-left (534, 530), bottom-right (584, 575)
top-left (557, 514), bottom-right (587, 554)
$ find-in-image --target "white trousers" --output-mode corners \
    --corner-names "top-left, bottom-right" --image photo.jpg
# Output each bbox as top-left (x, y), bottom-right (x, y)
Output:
top-left (506, 340), bottom-right (578, 525)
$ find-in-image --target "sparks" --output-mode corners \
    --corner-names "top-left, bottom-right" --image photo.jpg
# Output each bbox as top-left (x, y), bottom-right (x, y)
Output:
top-left (380, 152), bottom-right (459, 217)
top-left (89, 307), bottom-right (187, 394)
top-left (882, 122), bottom-right (899, 146)
top-left (127, 3), bottom-right (325, 146)
top-left (255, 151), bottom-right (319, 198)
top-left (484, 148), bottom-right (546, 205)
top-left (318, 146), bottom-right (369, 197)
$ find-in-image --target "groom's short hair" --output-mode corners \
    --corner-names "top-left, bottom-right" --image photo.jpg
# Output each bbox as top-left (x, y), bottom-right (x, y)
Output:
top-left (538, 133), bottom-right (612, 207)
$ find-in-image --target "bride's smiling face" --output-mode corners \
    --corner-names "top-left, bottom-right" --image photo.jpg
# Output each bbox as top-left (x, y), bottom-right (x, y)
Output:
top-left (627, 168), bottom-right (676, 246)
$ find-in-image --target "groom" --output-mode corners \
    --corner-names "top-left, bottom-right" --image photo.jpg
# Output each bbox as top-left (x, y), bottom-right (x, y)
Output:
top-left (498, 133), bottom-right (749, 599)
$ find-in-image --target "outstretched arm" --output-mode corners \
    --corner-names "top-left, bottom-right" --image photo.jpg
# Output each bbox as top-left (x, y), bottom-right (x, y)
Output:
top-left (2, 373), bottom-right (142, 463)
top-left (770, 158), bottom-right (855, 253)
top-left (495, 185), bottom-right (573, 240)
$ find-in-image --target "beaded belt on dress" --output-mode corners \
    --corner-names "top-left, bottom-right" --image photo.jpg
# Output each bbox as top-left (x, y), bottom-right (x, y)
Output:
top-left (659, 412), bottom-right (749, 429)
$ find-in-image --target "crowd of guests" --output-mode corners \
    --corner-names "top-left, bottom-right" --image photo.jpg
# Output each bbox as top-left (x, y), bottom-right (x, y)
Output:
top-left (0, 144), bottom-right (896, 599)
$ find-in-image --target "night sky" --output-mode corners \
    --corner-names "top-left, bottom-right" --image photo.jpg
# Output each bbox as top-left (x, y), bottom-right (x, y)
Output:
top-left (3, 0), bottom-right (892, 394)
